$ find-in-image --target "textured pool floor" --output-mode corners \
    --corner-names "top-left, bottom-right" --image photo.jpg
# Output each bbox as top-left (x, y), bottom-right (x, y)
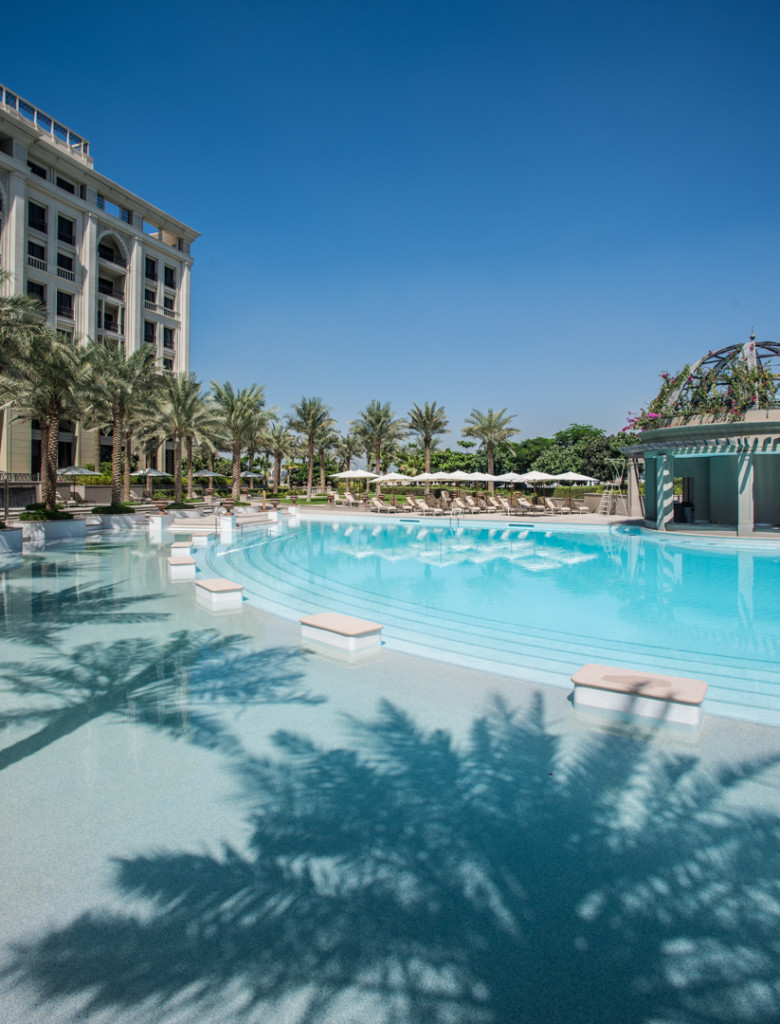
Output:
top-left (1, 535), bottom-right (780, 1024)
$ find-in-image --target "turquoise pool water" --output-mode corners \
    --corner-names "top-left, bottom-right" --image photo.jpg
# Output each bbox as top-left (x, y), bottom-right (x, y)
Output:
top-left (205, 516), bottom-right (780, 725)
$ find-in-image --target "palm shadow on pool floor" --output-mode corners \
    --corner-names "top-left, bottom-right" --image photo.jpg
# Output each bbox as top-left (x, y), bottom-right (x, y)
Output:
top-left (5, 693), bottom-right (780, 1024)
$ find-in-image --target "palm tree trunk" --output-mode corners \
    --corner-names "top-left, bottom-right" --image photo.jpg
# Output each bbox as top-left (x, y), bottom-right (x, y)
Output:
top-left (174, 436), bottom-right (183, 504)
top-left (232, 440), bottom-right (241, 502)
top-left (425, 443), bottom-right (431, 497)
top-left (45, 410), bottom-right (59, 511)
top-left (111, 408), bottom-right (122, 506)
top-left (319, 451), bottom-right (326, 492)
top-left (273, 454), bottom-right (281, 491)
top-left (375, 441), bottom-right (381, 494)
top-left (186, 436), bottom-right (194, 500)
top-left (306, 437), bottom-right (314, 499)
top-left (123, 430), bottom-right (133, 503)
top-left (487, 442), bottom-right (495, 492)
top-left (39, 420), bottom-right (50, 508)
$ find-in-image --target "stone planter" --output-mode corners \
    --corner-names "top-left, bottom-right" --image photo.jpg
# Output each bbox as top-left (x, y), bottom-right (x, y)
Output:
top-left (88, 513), bottom-right (148, 532)
top-left (0, 527), bottom-right (23, 553)
top-left (22, 519), bottom-right (87, 549)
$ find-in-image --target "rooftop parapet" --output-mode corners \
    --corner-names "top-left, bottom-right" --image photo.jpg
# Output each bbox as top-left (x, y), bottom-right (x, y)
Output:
top-left (0, 83), bottom-right (90, 163)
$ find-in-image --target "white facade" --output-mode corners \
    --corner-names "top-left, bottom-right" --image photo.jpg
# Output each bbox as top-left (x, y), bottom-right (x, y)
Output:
top-left (0, 84), bottom-right (199, 474)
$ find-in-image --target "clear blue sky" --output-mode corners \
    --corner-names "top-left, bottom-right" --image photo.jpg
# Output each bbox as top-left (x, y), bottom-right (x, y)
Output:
top-left (3, 0), bottom-right (780, 442)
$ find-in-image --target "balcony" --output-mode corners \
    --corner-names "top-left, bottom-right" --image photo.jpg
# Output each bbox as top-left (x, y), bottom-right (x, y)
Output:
top-left (27, 255), bottom-right (47, 271)
top-left (57, 231), bottom-right (75, 246)
top-left (98, 319), bottom-right (123, 336)
top-left (98, 282), bottom-right (124, 300)
top-left (98, 246), bottom-right (127, 269)
top-left (56, 305), bottom-right (74, 321)
top-left (57, 267), bottom-right (75, 282)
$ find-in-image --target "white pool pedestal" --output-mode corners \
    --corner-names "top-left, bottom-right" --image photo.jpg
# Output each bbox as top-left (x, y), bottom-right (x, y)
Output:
top-left (167, 556), bottom-right (197, 581)
top-left (195, 577), bottom-right (244, 611)
top-left (299, 612), bottom-right (383, 653)
top-left (572, 664), bottom-right (708, 732)
top-left (170, 539), bottom-right (194, 557)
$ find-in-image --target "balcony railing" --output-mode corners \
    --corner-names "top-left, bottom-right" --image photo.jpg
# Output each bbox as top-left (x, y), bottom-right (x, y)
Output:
top-left (27, 255), bottom-right (46, 271)
top-left (144, 300), bottom-right (156, 311)
top-left (56, 306), bottom-right (74, 321)
top-left (98, 284), bottom-right (124, 300)
top-left (57, 267), bottom-right (75, 281)
top-left (98, 247), bottom-right (127, 269)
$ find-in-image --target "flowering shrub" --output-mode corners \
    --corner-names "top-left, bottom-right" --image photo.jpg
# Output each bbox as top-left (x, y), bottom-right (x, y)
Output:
top-left (623, 356), bottom-right (778, 431)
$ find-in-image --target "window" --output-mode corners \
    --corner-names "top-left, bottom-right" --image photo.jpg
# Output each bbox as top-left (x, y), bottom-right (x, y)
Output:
top-left (163, 295), bottom-right (175, 313)
top-left (144, 320), bottom-right (156, 344)
top-left (145, 288), bottom-right (156, 303)
top-left (27, 160), bottom-right (47, 179)
top-left (98, 276), bottom-right (114, 296)
top-left (27, 241), bottom-right (46, 260)
top-left (163, 358), bottom-right (174, 371)
top-left (56, 176), bottom-right (75, 194)
top-left (57, 253), bottom-right (73, 272)
top-left (163, 327), bottom-right (174, 348)
top-left (57, 215), bottom-right (75, 245)
top-left (28, 201), bottom-right (47, 233)
top-left (27, 281), bottom-right (45, 301)
top-left (164, 266), bottom-right (176, 289)
top-left (145, 257), bottom-right (157, 281)
top-left (56, 291), bottom-right (74, 319)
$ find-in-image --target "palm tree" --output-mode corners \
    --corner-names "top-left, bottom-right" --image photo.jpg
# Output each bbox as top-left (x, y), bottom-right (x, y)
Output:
top-left (210, 381), bottom-right (266, 502)
top-left (333, 431), bottom-right (363, 473)
top-left (352, 400), bottom-right (407, 493)
top-left (463, 408), bottom-right (519, 491)
top-left (83, 342), bottom-right (157, 506)
top-left (288, 397), bottom-right (334, 500)
top-left (12, 332), bottom-right (90, 509)
top-left (260, 422), bottom-right (294, 493)
top-left (408, 401), bottom-right (449, 496)
top-left (314, 423), bottom-right (338, 493)
top-left (147, 375), bottom-right (222, 503)
top-left (242, 406), bottom-right (278, 492)
top-left (0, 269), bottom-right (49, 459)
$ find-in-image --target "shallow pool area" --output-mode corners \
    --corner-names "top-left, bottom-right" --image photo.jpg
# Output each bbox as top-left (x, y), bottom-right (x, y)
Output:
top-left (204, 516), bottom-right (780, 726)
top-left (2, 533), bottom-right (780, 1024)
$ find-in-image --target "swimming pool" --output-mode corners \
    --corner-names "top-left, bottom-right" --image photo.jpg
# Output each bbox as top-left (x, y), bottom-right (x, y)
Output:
top-left (2, 534), bottom-right (780, 1024)
top-left (204, 516), bottom-right (780, 725)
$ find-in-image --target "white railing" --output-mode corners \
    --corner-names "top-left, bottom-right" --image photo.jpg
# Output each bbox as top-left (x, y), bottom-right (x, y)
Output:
top-left (57, 267), bottom-right (75, 281)
top-left (1, 83), bottom-right (90, 159)
top-left (27, 255), bottom-right (46, 270)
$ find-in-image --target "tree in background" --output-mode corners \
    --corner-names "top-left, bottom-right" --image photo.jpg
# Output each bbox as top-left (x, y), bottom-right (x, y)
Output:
top-left (462, 408), bottom-right (519, 491)
top-left (407, 401), bottom-right (449, 496)
top-left (261, 422), bottom-right (295, 491)
top-left (11, 332), bottom-right (90, 510)
top-left (352, 400), bottom-right (408, 493)
top-left (211, 381), bottom-right (266, 502)
top-left (288, 397), bottom-right (334, 499)
top-left (83, 342), bottom-right (157, 506)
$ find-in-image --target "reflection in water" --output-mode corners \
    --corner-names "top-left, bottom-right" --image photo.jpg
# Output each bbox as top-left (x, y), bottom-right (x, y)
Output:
top-left (218, 520), bottom-right (780, 720)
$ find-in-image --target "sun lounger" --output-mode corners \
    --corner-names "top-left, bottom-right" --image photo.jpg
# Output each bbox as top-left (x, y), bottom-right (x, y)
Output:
top-left (369, 497), bottom-right (402, 513)
top-left (545, 497), bottom-right (571, 515)
top-left (409, 496), bottom-right (445, 516)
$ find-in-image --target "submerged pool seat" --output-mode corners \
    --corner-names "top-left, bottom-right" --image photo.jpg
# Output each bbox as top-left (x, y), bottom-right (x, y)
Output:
top-left (572, 664), bottom-right (708, 730)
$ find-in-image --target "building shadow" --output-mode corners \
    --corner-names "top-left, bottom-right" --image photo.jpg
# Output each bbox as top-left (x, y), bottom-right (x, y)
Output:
top-left (4, 694), bottom-right (780, 1023)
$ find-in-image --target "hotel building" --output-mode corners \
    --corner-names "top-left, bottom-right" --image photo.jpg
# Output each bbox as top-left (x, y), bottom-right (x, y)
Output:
top-left (0, 84), bottom-right (199, 475)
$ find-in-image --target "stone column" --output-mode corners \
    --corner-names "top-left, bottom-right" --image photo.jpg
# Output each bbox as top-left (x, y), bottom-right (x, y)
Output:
top-left (737, 450), bottom-right (754, 537)
top-left (126, 235), bottom-right (143, 355)
top-left (655, 454), bottom-right (674, 531)
top-left (179, 260), bottom-right (191, 373)
top-left (626, 458), bottom-right (643, 517)
top-left (5, 171), bottom-right (26, 292)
